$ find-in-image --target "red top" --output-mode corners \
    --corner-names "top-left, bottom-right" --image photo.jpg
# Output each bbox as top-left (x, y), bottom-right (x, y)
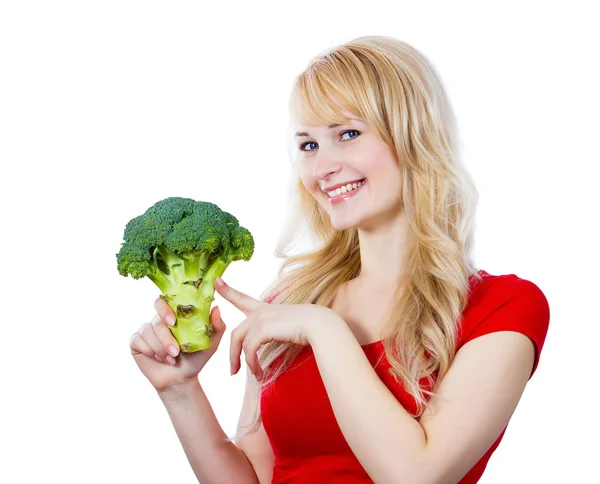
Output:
top-left (260, 270), bottom-right (550, 483)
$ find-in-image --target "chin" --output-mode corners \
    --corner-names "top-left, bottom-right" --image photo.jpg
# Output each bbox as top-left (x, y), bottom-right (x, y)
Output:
top-left (328, 217), bottom-right (360, 231)
top-left (324, 206), bottom-right (363, 231)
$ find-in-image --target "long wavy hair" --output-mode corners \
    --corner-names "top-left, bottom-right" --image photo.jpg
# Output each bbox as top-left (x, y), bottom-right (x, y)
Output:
top-left (230, 35), bottom-right (482, 441)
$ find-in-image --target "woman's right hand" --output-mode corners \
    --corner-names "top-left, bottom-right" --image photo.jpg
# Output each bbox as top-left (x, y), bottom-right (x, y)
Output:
top-left (129, 298), bottom-right (227, 393)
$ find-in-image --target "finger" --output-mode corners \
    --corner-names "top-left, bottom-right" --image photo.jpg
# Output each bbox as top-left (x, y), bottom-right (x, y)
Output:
top-left (242, 337), bottom-right (265, 381)
top-left (210, 306), bottom-right (226, 334)
top-left (154, 297), bottom-right (176, 326)
top-left (130, 331), bottom-right (154, 359)
top-left (214, 278), bottom-right (262, 315)
top-left (152, 317), bottom-right (180, 359)
top-left (140, 322), bottom-right (169, 362)
top-left (229, 322), bottom-right (249, 375)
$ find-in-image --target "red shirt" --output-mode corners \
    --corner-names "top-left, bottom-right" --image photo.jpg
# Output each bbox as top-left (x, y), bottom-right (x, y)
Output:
top-left (260, 270), bottom-right (550, 483)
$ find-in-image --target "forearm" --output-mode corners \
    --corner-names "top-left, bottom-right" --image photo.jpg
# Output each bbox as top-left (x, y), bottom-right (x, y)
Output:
top-left (310, 320), bottom-right (430, 484)
top-left (158, 379), bottom-right (259, 484)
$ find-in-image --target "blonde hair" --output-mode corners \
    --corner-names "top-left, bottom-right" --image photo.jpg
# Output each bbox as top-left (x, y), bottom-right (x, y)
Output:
top-left (232, 35), bottom-right (482, 441)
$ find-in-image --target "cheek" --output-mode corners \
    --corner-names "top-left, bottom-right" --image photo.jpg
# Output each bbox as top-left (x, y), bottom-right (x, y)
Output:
top-left (299, 165), bottom-right (318, 193)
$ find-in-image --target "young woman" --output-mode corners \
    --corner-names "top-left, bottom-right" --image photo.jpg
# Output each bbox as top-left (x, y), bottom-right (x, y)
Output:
top-left (129, 36), bottom-right (550, 483)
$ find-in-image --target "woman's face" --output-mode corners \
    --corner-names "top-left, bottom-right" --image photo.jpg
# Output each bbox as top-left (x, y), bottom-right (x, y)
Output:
top-left (295, 115), bottom-right (404, 232)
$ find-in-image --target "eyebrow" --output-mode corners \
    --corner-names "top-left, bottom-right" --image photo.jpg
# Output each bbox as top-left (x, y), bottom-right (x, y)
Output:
top-left (294, 119), bottom-right (362, 138)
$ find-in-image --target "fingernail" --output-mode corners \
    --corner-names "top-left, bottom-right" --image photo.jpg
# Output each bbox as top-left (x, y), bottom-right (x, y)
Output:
top-left (154, 354), bottom-right (162, 362)
top-left (216, 277), bottom-right (224, 287)
top-left (168, 345), bottom-right (179, 357)
top-left (165, 355), bottom-right (176, 366)
top-left (166, 315), bottom-right (176, 326)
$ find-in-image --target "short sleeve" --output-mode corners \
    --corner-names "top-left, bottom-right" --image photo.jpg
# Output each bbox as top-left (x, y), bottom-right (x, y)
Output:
top-left (461, 276), bottom-right (550, 378)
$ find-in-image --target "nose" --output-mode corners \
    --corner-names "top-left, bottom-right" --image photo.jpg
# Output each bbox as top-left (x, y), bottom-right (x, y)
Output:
top-left (312, 146), bottom-right (343, 180)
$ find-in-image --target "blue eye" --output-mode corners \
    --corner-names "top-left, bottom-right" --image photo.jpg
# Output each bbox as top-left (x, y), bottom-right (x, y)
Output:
top-left (298, 129), bottom-right (360, 152)
top-left (341, 129), bottom-right (360, 141)
top-left (299, 141), bottom-right (318, 152)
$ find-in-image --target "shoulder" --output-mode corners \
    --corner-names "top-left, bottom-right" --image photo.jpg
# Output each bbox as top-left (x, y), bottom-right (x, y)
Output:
top-left (464, 270), bottom-right (549, 318)
top-left (458, 270), bottom-right (551, 376)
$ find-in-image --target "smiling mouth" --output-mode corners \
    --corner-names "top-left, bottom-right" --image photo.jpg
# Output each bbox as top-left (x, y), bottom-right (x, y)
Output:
top-left (325, 179), bottom-right (366, 198)
top-left (326, 179), bottom-right (367, 205)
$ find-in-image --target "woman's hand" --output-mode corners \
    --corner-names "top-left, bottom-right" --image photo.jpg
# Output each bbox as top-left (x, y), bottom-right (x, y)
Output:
top-left (214, 277), bottom-right (344, 381)
top-left (129, 298), bottom-right (227, 393)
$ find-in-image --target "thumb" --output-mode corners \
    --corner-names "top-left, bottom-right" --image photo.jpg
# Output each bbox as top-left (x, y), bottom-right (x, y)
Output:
top-left (210, 305), bottom-right (227, 338)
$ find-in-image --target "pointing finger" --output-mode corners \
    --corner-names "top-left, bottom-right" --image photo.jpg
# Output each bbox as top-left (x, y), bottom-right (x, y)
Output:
top-left (215, 278), bottom-right (262, 315)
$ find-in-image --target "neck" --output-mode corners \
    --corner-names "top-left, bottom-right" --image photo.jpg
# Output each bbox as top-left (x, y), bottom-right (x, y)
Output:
top-left (355, 210), bottom-right (412, 289)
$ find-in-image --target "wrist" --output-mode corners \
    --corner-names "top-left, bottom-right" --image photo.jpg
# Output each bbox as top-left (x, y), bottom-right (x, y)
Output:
top-left (308, 310), bottom-right (349, 349)
top-left (157, 377), bottom-right (201, 402)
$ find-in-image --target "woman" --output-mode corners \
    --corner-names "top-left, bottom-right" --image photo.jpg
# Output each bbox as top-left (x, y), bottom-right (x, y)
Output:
top-left (129, 36), bottom-right (550, 483)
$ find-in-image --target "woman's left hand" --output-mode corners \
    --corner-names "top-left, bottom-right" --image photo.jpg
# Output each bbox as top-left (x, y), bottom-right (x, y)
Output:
top-left (214, 277), bottom-right (343, 381)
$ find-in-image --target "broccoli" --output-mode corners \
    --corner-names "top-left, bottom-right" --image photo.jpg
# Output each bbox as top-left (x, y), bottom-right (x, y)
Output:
top-left (117, 197), bottom-right (254, 352)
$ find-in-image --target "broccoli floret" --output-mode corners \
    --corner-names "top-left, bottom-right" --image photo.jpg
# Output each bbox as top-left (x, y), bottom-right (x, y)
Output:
top-left (117, 197), bottom-right (254, 352)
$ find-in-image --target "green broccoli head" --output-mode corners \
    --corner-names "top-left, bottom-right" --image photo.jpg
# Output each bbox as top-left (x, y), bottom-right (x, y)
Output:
top-left (117, 197), bottom-right (254, 352)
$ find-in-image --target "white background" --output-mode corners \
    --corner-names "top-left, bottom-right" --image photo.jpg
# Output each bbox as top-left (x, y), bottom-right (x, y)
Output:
top-left (1, 1), bottom-right (598, 482)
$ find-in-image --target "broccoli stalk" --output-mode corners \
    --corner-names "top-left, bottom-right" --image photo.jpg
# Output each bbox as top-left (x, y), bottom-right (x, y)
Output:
top-left (117, 197), bottom-right (254, 352)
top-left (147, 247), bottom-right (245, 352)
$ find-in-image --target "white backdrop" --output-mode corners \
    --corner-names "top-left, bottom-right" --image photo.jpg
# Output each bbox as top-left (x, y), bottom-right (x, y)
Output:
top-left (1, 1), bottom-right (598, 482)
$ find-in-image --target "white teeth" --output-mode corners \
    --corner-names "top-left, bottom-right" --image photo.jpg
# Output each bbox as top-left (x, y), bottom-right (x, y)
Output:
top-left (326, 180), bottom-right (365, 198)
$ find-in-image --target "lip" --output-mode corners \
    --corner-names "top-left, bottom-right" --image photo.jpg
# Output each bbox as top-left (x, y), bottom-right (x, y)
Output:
top-left (322, 178), bottom-right (366, 193)
top-left (327, 180), bottom-right (366, 205)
